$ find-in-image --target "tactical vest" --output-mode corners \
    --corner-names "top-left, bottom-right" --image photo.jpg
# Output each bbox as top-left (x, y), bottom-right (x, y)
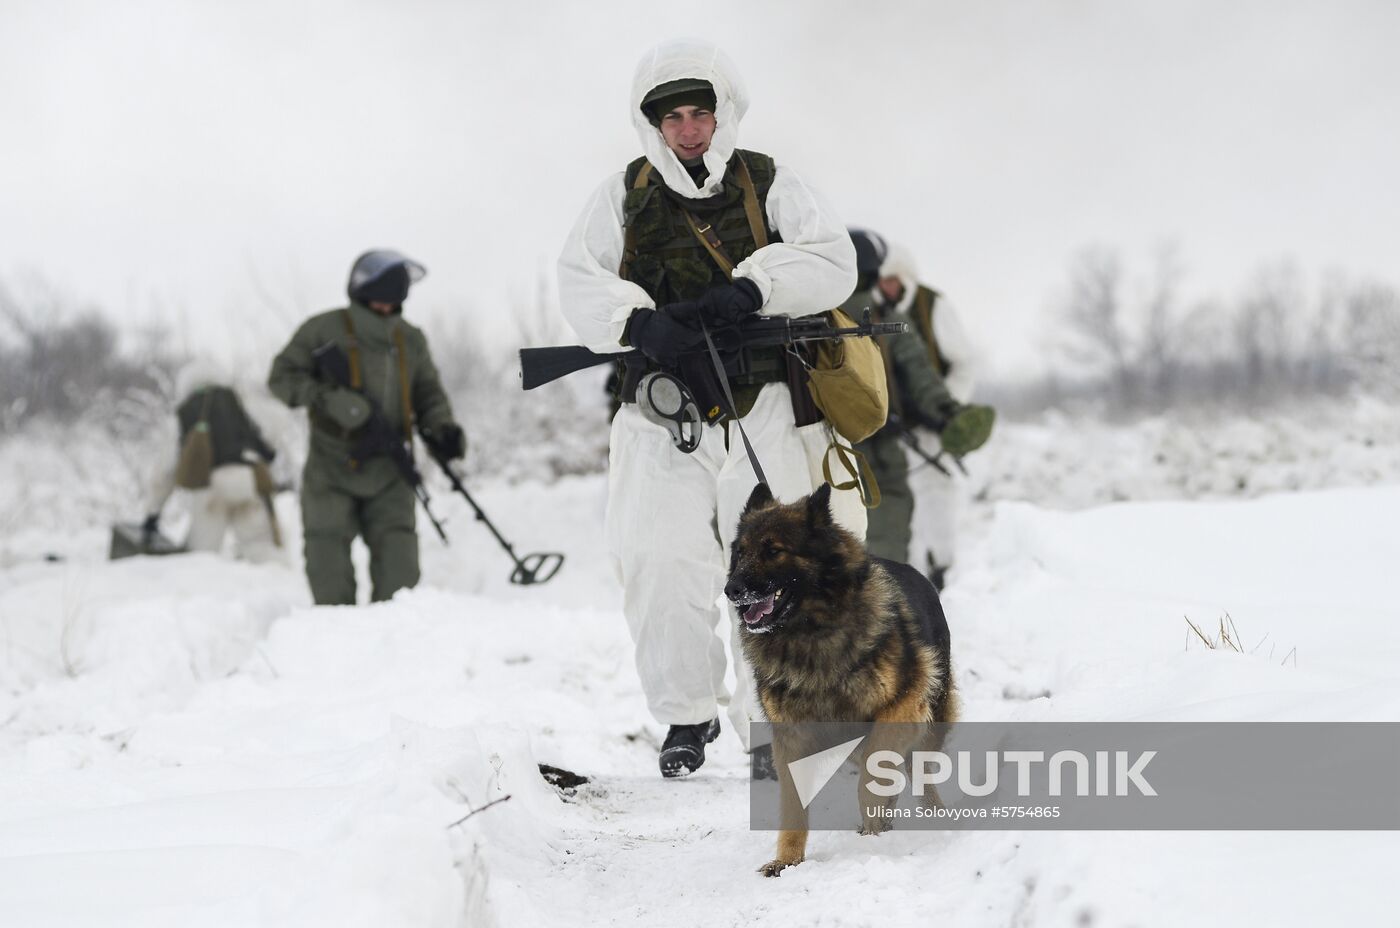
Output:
top-left (621, 149), bottom-right (780, 303)
top-left (910, 285), bottom-right (952, 377)
top-left (618, 149), bottom-right (790, 411)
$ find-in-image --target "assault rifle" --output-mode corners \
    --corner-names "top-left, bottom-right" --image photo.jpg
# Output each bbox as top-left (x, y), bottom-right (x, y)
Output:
top-left (311, 341), bottom-right (449, 543)
top-left (519, 312), bottom-right (907, 391)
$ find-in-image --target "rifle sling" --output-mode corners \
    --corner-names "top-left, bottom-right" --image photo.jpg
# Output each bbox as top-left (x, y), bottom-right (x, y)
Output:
top-left (340, 308), bottom-right (414, 445)
top-left (394, 326), bottom-right (414, 449)
top-left (681, 157), bottom-right (769, 272)
top-left (340, 309), bottom-right (363, 390)
top-left (683, 210), bottom-right (736, 278)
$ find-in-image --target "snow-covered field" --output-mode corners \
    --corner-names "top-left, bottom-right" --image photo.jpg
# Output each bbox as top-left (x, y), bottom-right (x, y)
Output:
top-left (2, 400), bottom-right (1398, 926)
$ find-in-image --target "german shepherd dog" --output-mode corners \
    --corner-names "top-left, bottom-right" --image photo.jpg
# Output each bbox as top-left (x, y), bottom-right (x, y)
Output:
top-left (725, 482), bottom-right (959, 877)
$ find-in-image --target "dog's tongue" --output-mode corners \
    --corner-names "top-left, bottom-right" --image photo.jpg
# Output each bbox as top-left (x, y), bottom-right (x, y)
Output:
top-left (743, 595), bottom-right (776, 625)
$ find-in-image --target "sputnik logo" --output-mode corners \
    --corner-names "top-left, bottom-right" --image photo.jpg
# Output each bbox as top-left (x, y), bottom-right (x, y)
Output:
top-left (785, 736), bottom-right (866, 809)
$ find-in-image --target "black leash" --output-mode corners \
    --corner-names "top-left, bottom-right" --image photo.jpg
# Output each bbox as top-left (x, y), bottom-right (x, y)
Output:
top-left (700, 318), bottom-right (769, 488)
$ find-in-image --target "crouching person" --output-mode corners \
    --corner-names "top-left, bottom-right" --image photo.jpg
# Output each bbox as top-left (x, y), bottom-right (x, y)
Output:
top-left (267, 250), bottom-right (466, 605)
top-left (143, 359), bottom-right (281, 563)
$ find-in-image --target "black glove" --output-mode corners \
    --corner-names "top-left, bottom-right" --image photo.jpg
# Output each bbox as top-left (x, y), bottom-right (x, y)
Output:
top-left (663, 278), bottom-right (763, 329)
top-left (141, 514), bottom-right (160, 540)
top-left (700, 278), bottom-right (762, 324)
top-left (657, 299), bottom-right (704, 330)
top-left (424, 422), bottom-right (467, 461)
top-left (625, 308), bottom-right (706, 367)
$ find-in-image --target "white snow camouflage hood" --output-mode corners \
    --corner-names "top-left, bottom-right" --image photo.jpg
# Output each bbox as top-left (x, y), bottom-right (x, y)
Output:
top-left (631, 39), bottom-right (748, 200)
top-left (880, 241), bottom-right (922, 299)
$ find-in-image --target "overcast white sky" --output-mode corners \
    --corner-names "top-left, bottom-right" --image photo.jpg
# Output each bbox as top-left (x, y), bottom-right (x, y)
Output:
top-left (3, 0), bottom-right (1397, 377)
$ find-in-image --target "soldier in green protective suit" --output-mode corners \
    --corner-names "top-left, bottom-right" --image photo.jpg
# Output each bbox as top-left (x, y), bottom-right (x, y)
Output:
top-left (268, 250), bottom-right (466, 605)
top-left (844, 230), bottom-right (994, 572)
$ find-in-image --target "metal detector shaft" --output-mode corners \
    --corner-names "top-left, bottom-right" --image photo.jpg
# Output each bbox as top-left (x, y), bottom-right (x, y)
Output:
top-left (426, 451), bottom-right (564, 585)
top-left (414, 483), bottom-right (449, 544)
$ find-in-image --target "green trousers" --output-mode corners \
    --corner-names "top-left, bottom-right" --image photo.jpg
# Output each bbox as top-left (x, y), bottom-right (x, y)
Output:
top-left (300, 456), bottom-right (419, 605)
top-left (855, 430), bottom-right (914, 564)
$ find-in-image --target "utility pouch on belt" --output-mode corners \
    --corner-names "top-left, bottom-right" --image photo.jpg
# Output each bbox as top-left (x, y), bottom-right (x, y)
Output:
top-left (174, 390), bottom-right (214, 489)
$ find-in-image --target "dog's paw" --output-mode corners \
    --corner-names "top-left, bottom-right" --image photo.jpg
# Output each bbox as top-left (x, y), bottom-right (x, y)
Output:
top-left (858, 817), bottom-right (893, 837)
top-left (758, 857), bottom-right (801, 877)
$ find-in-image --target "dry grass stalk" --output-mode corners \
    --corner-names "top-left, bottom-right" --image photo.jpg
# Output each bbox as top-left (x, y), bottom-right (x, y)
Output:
top-left (1184, 612), bottom-right (1296, 666)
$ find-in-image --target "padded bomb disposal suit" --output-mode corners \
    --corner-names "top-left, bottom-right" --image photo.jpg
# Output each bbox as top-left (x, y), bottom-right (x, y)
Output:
top-left (268, 300), bottom-right (456, 604)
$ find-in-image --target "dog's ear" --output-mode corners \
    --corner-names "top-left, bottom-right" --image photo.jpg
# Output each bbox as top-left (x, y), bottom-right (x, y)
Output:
top-left (806, 483), bottom-right (834, 527)
top-left (743, 482), bottom-right (774, 515)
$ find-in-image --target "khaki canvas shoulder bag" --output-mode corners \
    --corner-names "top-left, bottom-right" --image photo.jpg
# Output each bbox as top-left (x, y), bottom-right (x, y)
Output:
top-left (803, 306), bottom-right (889, 445)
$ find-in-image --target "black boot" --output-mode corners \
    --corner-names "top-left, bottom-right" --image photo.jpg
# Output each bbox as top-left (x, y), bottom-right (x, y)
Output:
top-left (659, 718), bottom-right (720, 778)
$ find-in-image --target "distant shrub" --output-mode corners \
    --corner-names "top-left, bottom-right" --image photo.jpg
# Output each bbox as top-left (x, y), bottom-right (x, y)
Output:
top-left (0, 277), bottom-right (182, 433)
top-left (982, 248), bottom-right (1400, 420)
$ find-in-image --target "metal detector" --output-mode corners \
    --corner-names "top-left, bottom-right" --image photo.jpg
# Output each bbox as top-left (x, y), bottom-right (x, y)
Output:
top-left (425, 450), bottom-right (564, 586)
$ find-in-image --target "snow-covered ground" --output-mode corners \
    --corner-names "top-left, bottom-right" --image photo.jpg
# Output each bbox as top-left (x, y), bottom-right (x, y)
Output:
top-left (2, 400), bottom-right (1398, 926)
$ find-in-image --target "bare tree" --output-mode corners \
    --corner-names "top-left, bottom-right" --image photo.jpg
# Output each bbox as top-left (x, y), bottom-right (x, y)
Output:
top-left (1059, 246), bottom-right (1133, 405)
top-left (1002, 249), bottom-right (1394, 419)
top-left (1139, 243), bottom-right (1183, 408)
top-left (1342, 279), bottom-right (1400, 396)
top-left (0, 273), bottom-right (183, 433)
